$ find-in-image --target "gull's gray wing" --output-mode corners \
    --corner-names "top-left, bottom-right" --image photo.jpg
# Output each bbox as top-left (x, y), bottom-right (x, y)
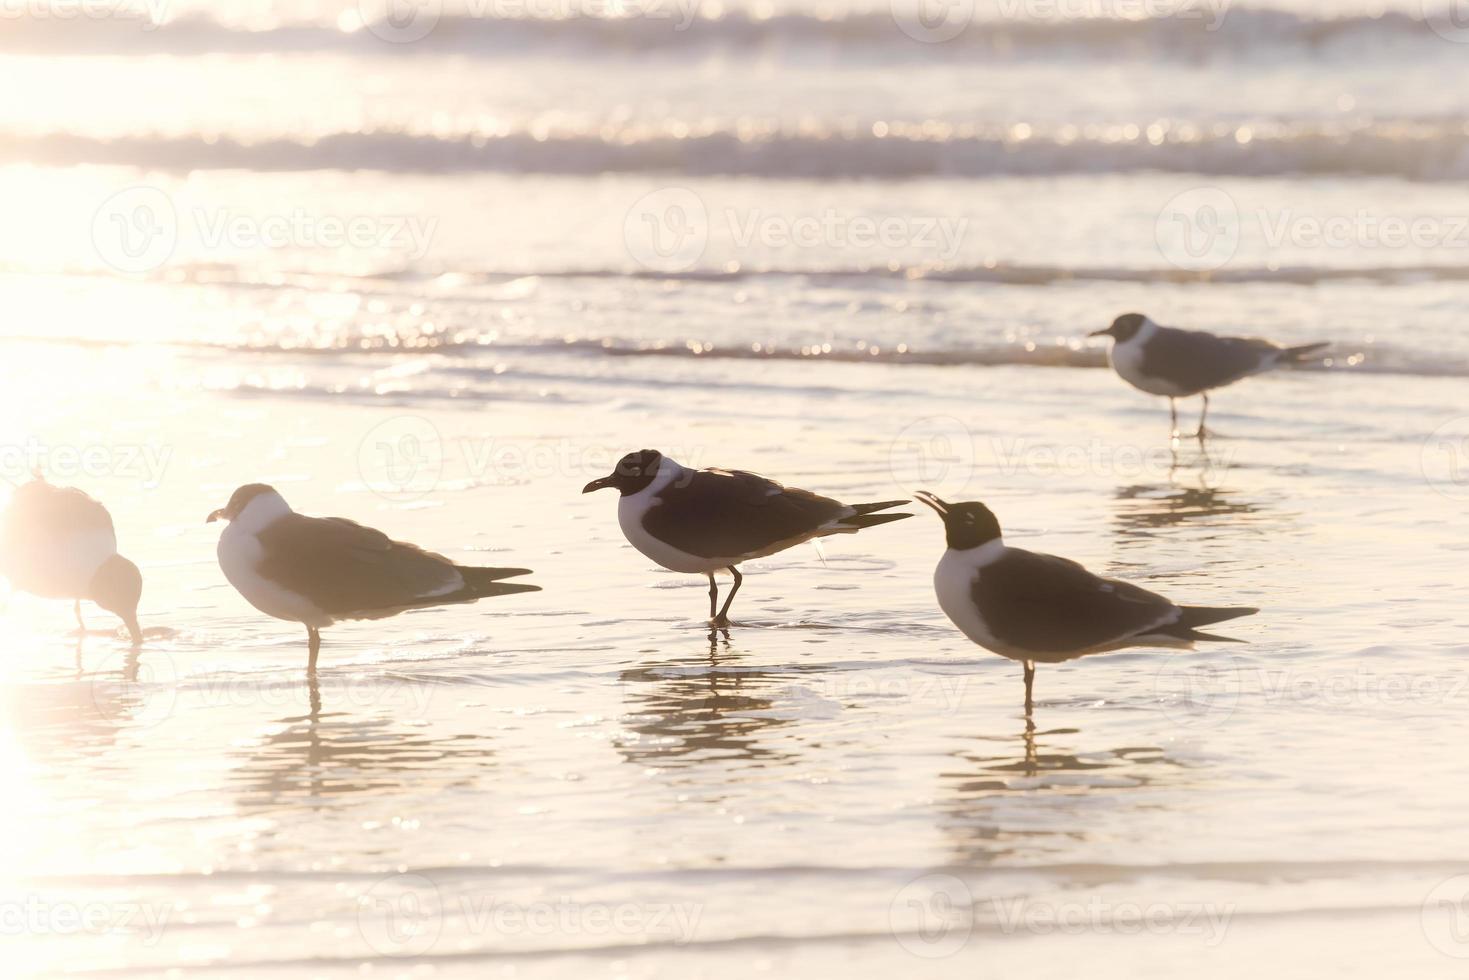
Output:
top-left (255, 514), bottom-right (465, 619)
top-left (1141, 326), bottom-right (1282, 393)
top-left (642, 468), bottom-right (849, 560)
top-left (976, 549), bottom-right (1180, 656)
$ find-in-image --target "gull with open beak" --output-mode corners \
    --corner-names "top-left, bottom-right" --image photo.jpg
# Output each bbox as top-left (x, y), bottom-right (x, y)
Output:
top-left (914, 491), bottom-right (1256, 712)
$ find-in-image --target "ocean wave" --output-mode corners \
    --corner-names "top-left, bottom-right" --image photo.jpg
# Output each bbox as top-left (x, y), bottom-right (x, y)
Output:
top-left (479, 262), bottom-right (1469, 287)
top-left (3, 328), bottom-right (1454, 379)
top-left (1, 8), bottom-right (1452, 60)
top-left (11, 120), bottom-right (1469, 179)
top-left (44, 257), bottom-right (1469, 290)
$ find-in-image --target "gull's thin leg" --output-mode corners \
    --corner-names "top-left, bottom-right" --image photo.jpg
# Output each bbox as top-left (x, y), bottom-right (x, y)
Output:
top-left (715, 566), bottom-right (743, 626)
top-left (1169, 398), bottom-right (1178, 439)
top-left (1023, 660), bottom-right (1036, 714)
top-left (1197, 393), bottom-right (1211, 441)
top-left (74, 600), bottom-right (85, 632)
top-left (707, 573), bottom-right (719, 622)
top-left (307, 627), bottom-right (321, 673)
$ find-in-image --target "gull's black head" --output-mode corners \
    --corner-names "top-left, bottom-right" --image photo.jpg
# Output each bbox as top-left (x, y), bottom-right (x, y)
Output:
top-left (1090, 312), bottom-right (1147, 342)
top-left (89, 555), bottom-right (142, 646)
top-left (582, 450), bottom-right (663, 496)
top-left (207, 483), bottom-right (278, 523)
top-left (913, 492), bottom-right (1003, 550)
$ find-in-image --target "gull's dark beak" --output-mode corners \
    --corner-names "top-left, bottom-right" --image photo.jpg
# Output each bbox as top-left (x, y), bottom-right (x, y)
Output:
top-left (913, 491), bottom-right (950, 516)
top-left (206, 508), bottom-right (225, 523)
top-left (582, 475), bottom-right (616, 494)
top-left (1088, 326), bottom-right (1114, 338)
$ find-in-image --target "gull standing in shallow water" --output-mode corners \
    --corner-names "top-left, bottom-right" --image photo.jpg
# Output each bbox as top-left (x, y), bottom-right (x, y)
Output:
top-left (207, 484), bottom-right (538, 670)
top-left (0, 476), bottom-right (143, 645)
top-left (1090, 312), bottom-right (1328, 439)
top-left (914, 492), bottom-right (1256, 712)
top-left (583, 449), bottom-right (911, 625)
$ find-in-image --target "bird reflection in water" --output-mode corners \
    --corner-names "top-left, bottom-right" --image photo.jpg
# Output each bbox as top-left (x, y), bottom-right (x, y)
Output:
top-left (1113, 437), bottom-right (1266, 543)
top-left (939, 722), bottom-right (1192, 864)
top-left (5, 644), bottom-right (162, 763)
top-left (1113, 482), bottom-right (1265, 540)
top-left (231, 673), bottom-right (495, 810)
top-left (615, 629), bottom-right (796, 769)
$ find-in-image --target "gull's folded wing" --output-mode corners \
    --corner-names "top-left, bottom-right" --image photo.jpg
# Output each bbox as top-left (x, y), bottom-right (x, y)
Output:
top-left (1140, 326), bottom-right (1284, 392)
top-left (974, 549), bottom-right (1180, 655)
top-left (256, 514), bottom-right (465, 618)
top-left (642, 468), bottom-right (849, 560)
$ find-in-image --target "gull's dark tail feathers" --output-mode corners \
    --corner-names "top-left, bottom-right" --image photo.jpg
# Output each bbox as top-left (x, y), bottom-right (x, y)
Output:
top-left (838, 500), bottom-right (913, 531)
top-left (459, 565), bottom-right (541, 599)
top-left (1159, 605), bottom-right (1259, 643)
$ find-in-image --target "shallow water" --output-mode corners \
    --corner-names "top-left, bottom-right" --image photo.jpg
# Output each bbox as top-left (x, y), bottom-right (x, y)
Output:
top-left (5, 1), bottom-right (1469, 976)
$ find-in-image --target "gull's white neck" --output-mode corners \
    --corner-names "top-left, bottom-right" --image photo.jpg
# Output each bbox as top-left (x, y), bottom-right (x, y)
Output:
top-left (942, 538), bottom-right (1006, 568)
top-left (232, 491), bottom-right (293, 535)
top-left (933, 537), bottom-right (1009, 654)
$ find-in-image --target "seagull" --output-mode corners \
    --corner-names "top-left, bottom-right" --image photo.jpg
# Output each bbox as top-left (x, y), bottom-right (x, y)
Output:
top-left (206, 483), bottom-right (538, 670)
top-left (0, 476), bottom-right (142, 645)
top-left (583, 449), bottom-right (911, 625)
top-left (1089, 313), bottom-right (1328, 439)
top-left (914, 491), bottom-right (1256, 712)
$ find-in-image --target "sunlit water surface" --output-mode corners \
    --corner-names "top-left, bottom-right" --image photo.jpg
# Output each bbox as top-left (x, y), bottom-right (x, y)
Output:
top-left (4, 0), bottom-right (1469, 976)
